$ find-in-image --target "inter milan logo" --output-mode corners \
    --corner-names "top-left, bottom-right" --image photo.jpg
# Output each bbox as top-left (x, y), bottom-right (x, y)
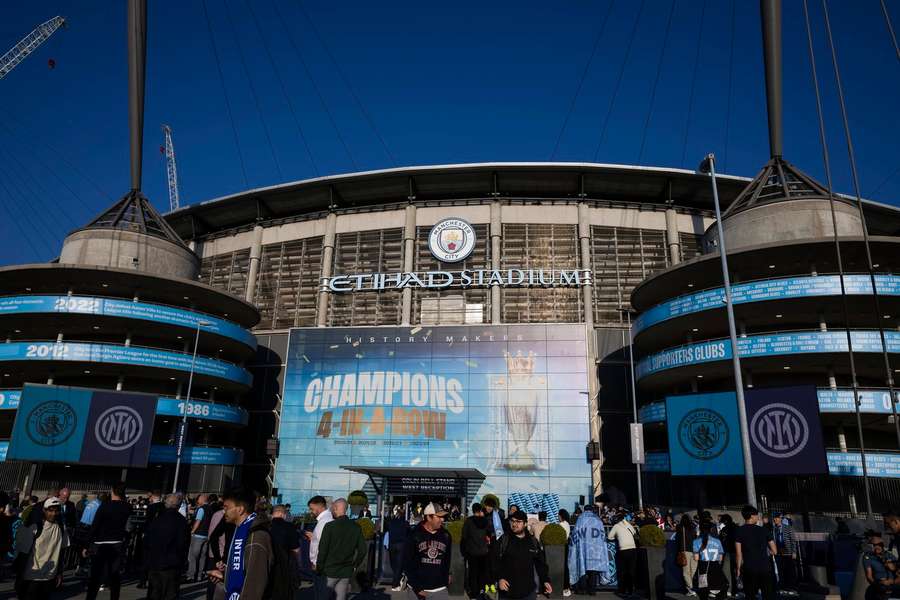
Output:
top-left (94, 406), bottom-right (144, 451)
top-left (750, 402), bottom-right (809, 459)
top-left (428, 218), bottom-right (476, 263)
top-left (677, 408), bottom-right (729, 460)
top-left (26, 401), bottom-right (77, 447)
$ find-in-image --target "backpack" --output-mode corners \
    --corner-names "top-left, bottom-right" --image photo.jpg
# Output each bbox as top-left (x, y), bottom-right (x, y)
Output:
top-left (254, 521), bottom-right (300, 600)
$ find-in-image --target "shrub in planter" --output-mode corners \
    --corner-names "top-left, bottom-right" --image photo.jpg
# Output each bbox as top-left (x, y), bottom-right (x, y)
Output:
top-left (445, 519), bottom-right (464, 543)
top-left (540, 524), bottom-right (569, 546)
top-left (638, 524), bottom-right (665, 547)
top-left (356, 517), bottom-right (376, 541)
top-left (348, 490), bottom-right (369, 507)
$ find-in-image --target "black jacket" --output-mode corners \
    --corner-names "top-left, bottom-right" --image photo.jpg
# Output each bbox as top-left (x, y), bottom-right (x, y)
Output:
top-left (461, 515), bottom-right (490, 559)
top-left (492, 533), bottom-right (549, 599)
top-left (144, 508), bottom-right (190, 571)
top-left (402, 523), bottom-right (452, 592)
top-left (88, 500), bottom-right (132, 544)
top-left (387, 517), bottom-right (409, 546)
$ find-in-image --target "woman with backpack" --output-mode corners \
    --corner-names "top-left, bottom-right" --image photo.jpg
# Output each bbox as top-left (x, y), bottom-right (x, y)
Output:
top-left (461, 503), bottom-right (492, 599)
top-left (692, 521), bottom-right (727, 600)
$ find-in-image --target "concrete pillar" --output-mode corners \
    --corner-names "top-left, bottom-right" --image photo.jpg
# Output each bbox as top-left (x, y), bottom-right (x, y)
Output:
top-left (401, 205), bottom-right (416, 326)
top-left (819, 313), bottom-right (827, 332)
top-left (316, 212), bottom-right (338, 327)
top-left (245, 224), bottom-right (264, 304)
top-left (490, 201), bottom-right (502, 324)
top-left (116, 376), bottom-right (125, 391)
top-left (579, 203), bottom-right (601, 497)
top-left (838, 427), bottom-right (848, 452)
top-left (828, 370), bottom-right (838, 389)
top-left (665, 208), bottom-right (681, 265)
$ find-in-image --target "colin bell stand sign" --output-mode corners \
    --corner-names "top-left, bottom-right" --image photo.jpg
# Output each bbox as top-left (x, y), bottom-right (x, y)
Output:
top-left (8, 383), bottom-right (157, 468)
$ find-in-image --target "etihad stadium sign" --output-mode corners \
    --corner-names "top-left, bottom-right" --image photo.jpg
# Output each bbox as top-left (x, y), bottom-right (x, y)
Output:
top-left (323, 268), bottom-right (593, 293)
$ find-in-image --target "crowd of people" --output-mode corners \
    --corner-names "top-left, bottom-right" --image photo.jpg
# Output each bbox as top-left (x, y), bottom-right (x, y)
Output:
top-left (2, 482), bottom-right (900, 600)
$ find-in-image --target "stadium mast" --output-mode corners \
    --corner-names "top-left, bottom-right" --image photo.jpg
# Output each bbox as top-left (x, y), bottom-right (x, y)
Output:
top-left (161, 124), bottom-right (181, 211)
top-left (0, 16), bottom-right (66, 80)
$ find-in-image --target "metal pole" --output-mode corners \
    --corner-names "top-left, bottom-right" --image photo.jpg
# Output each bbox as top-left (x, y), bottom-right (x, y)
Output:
top-left (625, 311), bottom-right (644, 509)
top-left (172, 321), bottom-right (204, 494)
top-left (704, 153), bottom-right (757, 506)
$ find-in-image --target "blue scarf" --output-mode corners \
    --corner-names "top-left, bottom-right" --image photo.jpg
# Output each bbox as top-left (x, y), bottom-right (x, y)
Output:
top-left (568, 511), bottom-right (609, 586)
top-left (225, 513), bottom-right (257, 600)
top-left (492, 510), bottom-right (503, 539)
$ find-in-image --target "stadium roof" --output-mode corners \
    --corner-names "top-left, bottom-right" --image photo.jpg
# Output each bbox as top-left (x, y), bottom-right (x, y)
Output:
top-left (162, 162), bottom-right (900, 240)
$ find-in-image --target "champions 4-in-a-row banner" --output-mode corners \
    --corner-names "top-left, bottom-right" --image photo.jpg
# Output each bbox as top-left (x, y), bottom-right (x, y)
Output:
top-left (8, 383), bottom-right (157, 468)
top-left (665, 385), bottom-right (827, 476)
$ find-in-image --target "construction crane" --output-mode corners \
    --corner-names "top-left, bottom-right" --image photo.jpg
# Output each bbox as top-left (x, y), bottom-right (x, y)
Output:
top-left (0, 16), bottom-right (66, 80)
top-left (161, 124), bottom-right (181, 211)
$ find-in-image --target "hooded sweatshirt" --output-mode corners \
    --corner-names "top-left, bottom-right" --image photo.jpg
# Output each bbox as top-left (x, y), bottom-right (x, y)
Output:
top-left (402, 522), bottom-right (452, 592)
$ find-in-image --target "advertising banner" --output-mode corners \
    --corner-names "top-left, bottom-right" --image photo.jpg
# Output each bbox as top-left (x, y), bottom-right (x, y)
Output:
top-left (665, 392), bottom-right (744, 476)
top-left (636, 451), bottom-right (900, 479)
top-left (8, 384), bottom-right (156, 467)
top-left (744, 386), bottom-right (827, 475)
top-left (148, 445), bottom-right (243, 465)
top-left (276, 325), bottom-right (593, 507)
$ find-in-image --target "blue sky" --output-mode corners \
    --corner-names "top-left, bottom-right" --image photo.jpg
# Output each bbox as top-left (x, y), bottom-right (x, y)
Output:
top-left (1, 0), bottom-right (898, 265)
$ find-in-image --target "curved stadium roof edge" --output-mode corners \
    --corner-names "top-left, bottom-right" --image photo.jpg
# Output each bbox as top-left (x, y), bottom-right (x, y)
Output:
top-left (162, 162), bottom-right (900, 239)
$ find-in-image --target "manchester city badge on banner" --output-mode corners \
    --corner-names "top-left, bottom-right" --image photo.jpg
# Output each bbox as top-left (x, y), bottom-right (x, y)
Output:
top-left (665, 391), bottom-right (745, 476)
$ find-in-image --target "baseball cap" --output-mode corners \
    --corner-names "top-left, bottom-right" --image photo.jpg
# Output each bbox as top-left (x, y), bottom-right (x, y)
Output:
top-left (423, 502), bottom-right (448, 517)
top-left (43, 497), bottom-right (61, 509)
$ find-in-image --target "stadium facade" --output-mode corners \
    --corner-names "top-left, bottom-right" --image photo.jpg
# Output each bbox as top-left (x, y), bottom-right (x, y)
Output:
top-left (2, 161), bottom-right (899, 513)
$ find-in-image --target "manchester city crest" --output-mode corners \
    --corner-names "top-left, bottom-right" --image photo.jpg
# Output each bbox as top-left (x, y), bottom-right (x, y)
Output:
top-left (428, 218), bottom-right (476, 263)
top-left (26, 401), bottom-right (77, 447)
top-left (677, 408), bottom-right (729, 460)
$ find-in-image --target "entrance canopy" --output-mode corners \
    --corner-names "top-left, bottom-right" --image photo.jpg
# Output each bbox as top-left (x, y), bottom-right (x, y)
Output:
top-left (341, 465), bottom-right (486, 505)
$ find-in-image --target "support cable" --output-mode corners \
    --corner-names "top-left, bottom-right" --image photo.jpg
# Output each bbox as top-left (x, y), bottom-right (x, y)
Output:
top-left (880, 0), bottom-right (900, 63)
top-left (822, 0), bottom-right (900, 454)
top-left (244, 0), bottom-right (320, 177)
top-left (0, 179), bottom-right (47, 257)
top-left (222, 0), bottom-right (283, 180)
top-left (722, 0), bottom-right (737, 172)
top-left (270, 0), bottom-right (358, 170)
top-left (679, 0), bottom-right (708, 168)
top-left (0, 162), bottom-right (60, 256)
top-left (803, 1), bottom-right (877, 517)
top-left (550, 0), bottom-right (616, 160)
top-left (200, 0), bottom-right (250, 187)
top-left (871, 165), bottom-right (900, 197)
top-left (0, 142), bottom-right (78, 233)
top-left (637, 0), bottom-right (677, 165)
top-left (593, 0), bottom-right (647, 162)
top-left (294, 0), bottom-right (396, 166)
top-left (0, 119), bottom-right (94, 214)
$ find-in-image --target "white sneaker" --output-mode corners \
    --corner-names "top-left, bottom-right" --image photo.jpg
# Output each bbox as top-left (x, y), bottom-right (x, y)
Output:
top-left (687, 591), bottom-right (698, 597)
top-left (391, 586), bottom-right (403, 592)
top-left (563, 590), bottom-right (572, 597)
top-left (399, 576), bottom-right (408, 591)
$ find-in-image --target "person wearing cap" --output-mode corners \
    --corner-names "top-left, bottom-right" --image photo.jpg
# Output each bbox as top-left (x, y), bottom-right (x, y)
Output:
top-left (403, 502), bottom-right (453, 600)
top-left (735, 505), bottom-right (776, 600)
top-left (771, 512), bottom-right (797, 593)
top-left (13, 496), bottom-right (70, 599)
top-left (492, 510), bottom-right (551, 600)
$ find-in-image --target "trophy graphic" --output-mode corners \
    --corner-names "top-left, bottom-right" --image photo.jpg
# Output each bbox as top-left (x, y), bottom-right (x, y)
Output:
top-left (493, 350), bottom-right (546, 471)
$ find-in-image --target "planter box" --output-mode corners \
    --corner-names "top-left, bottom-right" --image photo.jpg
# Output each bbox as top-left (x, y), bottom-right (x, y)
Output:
top-left (450, 543), bottom-right (466, 596)
top-left (546, 545), bottom-right (566, 597)
top-left (645, 546), bottom-right (668, 600)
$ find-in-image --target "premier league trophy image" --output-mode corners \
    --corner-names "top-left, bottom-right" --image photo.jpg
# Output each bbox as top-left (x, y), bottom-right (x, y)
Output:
top-left (491, 350), bottom-right (547, 471)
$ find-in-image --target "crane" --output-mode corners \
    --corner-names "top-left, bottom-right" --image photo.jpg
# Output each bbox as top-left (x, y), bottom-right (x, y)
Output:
top-left (161, 124), bottom-right (181, 211)
top-left (0, 16), bottom-right (66, 80)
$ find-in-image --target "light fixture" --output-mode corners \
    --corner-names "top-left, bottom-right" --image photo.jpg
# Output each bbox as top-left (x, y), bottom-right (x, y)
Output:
top-left (177, 336), bottom-right (183, 340)
top-left (92, 326), bottom-right (100, 330)
top-left (688, 283), bottom-right (694, 288)
top-left (776, 314), bottom-right (783, 318)
top-left (783, 366), bottom-right (791, 370)
top-left (163, 420), bottom-right (169, 423)
top-left (697, 375), bottom-right (704, 379)
top-left (101, 283), bottom-right (109, 288)
top-left (24, 287), bottom-right (31, 292)
top-left (2, 374), bottom-right (8, 377)
top-left (884, 315), bottom-right (891, 319)
top-left (169, 377), bottom-right (176, 381)
top-left (14, 330), bottom-right (20, 333)
top-left (692, 328), bottom-right (699, 332)
top-left (83, 370), bottom-right (91, 374)
top-left (768, 265), bottom-right (775, 269)
top-left (183, 296), bottom-right (189, 300)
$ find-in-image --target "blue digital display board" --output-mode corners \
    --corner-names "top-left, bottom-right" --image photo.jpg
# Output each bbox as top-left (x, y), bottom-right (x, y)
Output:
top-left (638, 402), bottom-right (666, 424)
top-left (634, 274), bottom-right (900, 334)
top-left (0, 295), bottom-right (255, 349)
top-left (0, 341), bottom-right (252, 386)
top-left (148, 445), bottom-right (243, 465)
top-left (637, 330), bottom-right (900, 380)
top-left (637, 451), bottom-right (900, 479)
top-left (276, 325), bottom-right (593, 509)
top-left (0, 390), bottom-right (246, 425)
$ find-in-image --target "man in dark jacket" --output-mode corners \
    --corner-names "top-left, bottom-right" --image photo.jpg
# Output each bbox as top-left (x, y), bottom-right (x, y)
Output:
top-left (461, 503), bottom-right (491, 599)
top-left (85, 482), bottom-right (132, 600)
top-left (317, 498), bottom-right (367, 600)
top-left (144, 494), bottom-right (190, 600)
top-left (388, 506), bottom-right (410, 591)
top-left (403, 502), bottom-right (453, 600)
top-left (492, 510), bottom-right (551, 600)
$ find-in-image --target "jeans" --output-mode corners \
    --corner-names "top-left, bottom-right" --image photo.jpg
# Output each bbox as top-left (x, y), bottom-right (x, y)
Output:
top-left (741, 568), bottom-right (775, 600)
top-left (327, 576), bottom-right (351, 600)
top-left (314, 572), bottom-right (330, 600)
top-left (188, 536), bottom-right (209, 581)
top-left (86, 542), bottom-right (123, 600)
top-left (389, 543), bottom-right (405, 586)
top-left (148, 568), bottom-right (180, 600)
top-left (775, 555), bottom-right (796, 590)
top-left (465, 555), bottom-right (490, 598)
